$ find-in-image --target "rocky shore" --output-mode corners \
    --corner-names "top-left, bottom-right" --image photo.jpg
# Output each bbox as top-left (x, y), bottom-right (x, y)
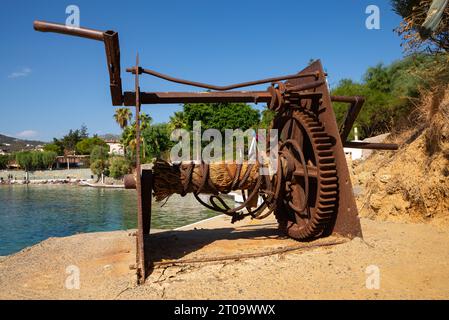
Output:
top-left (0, 178), bottom-right (87, 185)
top-left (0, 169), bottom-right (124, 187)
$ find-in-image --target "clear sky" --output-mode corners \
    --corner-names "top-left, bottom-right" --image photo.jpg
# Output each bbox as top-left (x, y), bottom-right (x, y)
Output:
top-left (0, 0), bottom-right (404, 142)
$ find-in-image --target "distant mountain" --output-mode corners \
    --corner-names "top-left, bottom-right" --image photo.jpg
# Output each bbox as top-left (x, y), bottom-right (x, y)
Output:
top-left (98, 133), bottom-right (121, 141)
top-left (0, 134), bottom-right (46, 153)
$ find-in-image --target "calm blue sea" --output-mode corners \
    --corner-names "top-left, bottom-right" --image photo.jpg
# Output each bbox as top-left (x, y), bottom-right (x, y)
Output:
top-left (0, 185), bottom-right (220, 255)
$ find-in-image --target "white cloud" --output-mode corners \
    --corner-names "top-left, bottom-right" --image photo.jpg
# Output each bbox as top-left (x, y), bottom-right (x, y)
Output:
top-left (8, 67), bottom-right (32, 79)
top-left (16, 130), bottom-right (38, 139)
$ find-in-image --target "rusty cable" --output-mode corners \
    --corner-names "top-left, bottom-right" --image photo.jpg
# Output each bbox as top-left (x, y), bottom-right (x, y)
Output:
top-left (126, 67), bottom-right (321, 91)
top-left (151, 239), bottom-right (348, 268)
top-left (177, 83), bottom-right (318, 222)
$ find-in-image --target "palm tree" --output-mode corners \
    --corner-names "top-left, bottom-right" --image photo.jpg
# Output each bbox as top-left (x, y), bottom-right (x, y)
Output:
top-left (169, 111), bottom-right (187, 130)
top-left (121, 113), bottom-right (153, 159)
top-left (139, 113), bottom-right (152, 131)
top-left (137, 113), bottom-right (152, 159)
top-left (113, 108), bottom-right (132, 129)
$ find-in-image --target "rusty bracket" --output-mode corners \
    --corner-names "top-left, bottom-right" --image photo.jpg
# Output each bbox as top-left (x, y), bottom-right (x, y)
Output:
top-left (332, 95), bottom-right (398, 150)
top-left (33, 20), bottom-right (123, 106)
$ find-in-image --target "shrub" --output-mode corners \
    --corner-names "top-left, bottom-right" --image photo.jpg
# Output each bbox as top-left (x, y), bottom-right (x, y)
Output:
top-left (90, 145), bottom-right (109, 162)
top-left (0, 155), bottom-right (9, 169)
top-left (109, 157), bottom-right (131, 179)
top-left (90, 159), bottom-right (109, 179)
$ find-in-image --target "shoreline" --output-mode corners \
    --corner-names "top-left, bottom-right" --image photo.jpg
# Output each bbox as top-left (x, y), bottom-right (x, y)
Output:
top-left (0, 178), bottom-right (126, 188)
top-left (1, 216), bottom-right (449, 299)
top-left (0, 168), bottom-right (122, 188)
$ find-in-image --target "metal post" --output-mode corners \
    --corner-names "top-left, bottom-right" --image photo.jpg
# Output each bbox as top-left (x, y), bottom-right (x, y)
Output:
top-left (134, 54), bottom-right (147, 284)
top-left (141, 169), bottom-right (152, 235)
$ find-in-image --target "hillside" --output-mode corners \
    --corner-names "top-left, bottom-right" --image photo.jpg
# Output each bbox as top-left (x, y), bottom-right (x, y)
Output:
top-left (352, 85), bottom-right (449, 226)
top-left (0, 134), bottom-right (46, 153)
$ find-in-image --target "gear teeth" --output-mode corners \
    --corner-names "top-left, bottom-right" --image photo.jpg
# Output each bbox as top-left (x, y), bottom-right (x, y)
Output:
top-left (274, 100), bottom-right (339, 241)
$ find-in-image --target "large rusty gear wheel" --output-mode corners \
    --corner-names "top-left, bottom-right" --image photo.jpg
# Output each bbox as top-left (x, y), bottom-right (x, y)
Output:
top-left (272, 106), bottom-right (338, 241)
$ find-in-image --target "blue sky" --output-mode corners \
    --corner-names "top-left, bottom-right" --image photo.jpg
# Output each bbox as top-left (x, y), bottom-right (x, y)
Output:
top-left (0, 0), bottom-right (404, 142)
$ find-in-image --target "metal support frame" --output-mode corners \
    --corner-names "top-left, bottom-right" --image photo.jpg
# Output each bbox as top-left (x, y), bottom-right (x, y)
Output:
top-left (136, 168), bottom-right (153, 283)
top-left (34, 20), bottom-right (399, 283)
top-left (334, 95), bottom-right (399, 151)
top-left (283, 61), bottom-right (363, 238)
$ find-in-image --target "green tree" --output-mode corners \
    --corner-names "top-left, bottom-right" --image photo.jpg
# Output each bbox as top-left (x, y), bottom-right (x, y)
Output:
top-left (259, 109), bottom-right (276, 129)
top-left (121, 125), bottom-right (136, 155)
top-left (79, 124), bottom-right (89, 139)
top-left (43, 139), bottom-right (64, 155)
top-left (331, 53), bottom-right (449, 139)
top-left (31, 152), bottom-right (43, 170)
top-left (142, 123), bottom-right (173, 159)
top-left (183, 103), bottom-right (260, 132)
top-left (0, 155), bottom-right (9, 170)
top-left (16, 152), bottom-right (33, 180)
top-left (139, 113), bottom-right (152, 131)
top-left (90, 145), bottom-right (109, 162)
top-left (113, 108), bottom-right (132, 129)
top-left (61, 129), bottom-right (82, 154)
top-left (168, 111), bottom-right (187, 130)
top-left (90, 160), bottom-right (109, 182)
top-left (120, 112), bottom-right (152, 157)
top-left (109, 156), bottom-right (131, 179)
top-left (332, 79), bottom-right (395, 139)
top-left (90, 145), bottom-right (109, 183)
top-left (75, 136), bottom-right (109, 155)
top-left (42, 151), bottom-right (57, 169)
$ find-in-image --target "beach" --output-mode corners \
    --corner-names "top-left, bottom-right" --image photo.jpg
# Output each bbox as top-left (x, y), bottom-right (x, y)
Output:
top-left (1, 214), bottom-right (449, 299)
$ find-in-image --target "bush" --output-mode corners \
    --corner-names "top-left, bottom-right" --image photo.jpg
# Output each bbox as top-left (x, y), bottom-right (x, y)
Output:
top-left (109, 157), bottom-right (131, 179)
top-left (90, 145), bottom-right (109, 162)
top-left (331, 54), bottom-right (449, 139)
top-left (90, 159), bottom-right (109, 179)
top-left (0, 155), bottom-right (9, 169)
top-left (90, 146), bottom-right (110, 179)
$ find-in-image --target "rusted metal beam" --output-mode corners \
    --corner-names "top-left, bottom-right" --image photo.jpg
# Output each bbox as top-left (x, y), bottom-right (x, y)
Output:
top-left (33, 20), bottom-right (104, 41)
top-left (331, 95), bottom-right (365, 142)
top-left (126, 66), bottom-right (321, 91)
top-left (123, 91), bottom-right (323, 105)
top-left (133, 55), bottom-right (146, 284)
top-left (103, 31), bottom-right (123, 106)
top-left (124, 91), bottom-right (271, 105)
top-left (343, 141), bottom-right (399, 150)
top-left (33, 20), bottom-right (123, 106)
top-left (141, 169), bottom-right (153, 235)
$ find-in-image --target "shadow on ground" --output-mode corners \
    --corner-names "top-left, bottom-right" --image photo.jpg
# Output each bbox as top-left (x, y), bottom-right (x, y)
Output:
top-left (144, 222), bottom-right (288, 264)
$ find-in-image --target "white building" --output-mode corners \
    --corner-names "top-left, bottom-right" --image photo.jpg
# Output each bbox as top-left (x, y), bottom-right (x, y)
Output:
top-left (105, 140), bottom-right (124, 156)
top-left (344, 127), bottom-right (363, 161)
top-left (343, 128), bottom-right (391, 161)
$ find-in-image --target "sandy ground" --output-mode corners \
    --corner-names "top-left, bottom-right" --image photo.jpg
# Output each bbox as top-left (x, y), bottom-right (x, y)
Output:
top-left (1, 214), bottom-right (449, 300)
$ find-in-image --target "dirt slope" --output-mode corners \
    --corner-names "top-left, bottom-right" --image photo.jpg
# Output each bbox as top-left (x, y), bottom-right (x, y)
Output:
top-left (353, 87), bottom-right (449, 226)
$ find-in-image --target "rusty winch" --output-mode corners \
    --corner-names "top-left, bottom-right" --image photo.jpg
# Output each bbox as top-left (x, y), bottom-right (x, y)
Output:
top-left (34, 20), bottom-right (398, 283)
